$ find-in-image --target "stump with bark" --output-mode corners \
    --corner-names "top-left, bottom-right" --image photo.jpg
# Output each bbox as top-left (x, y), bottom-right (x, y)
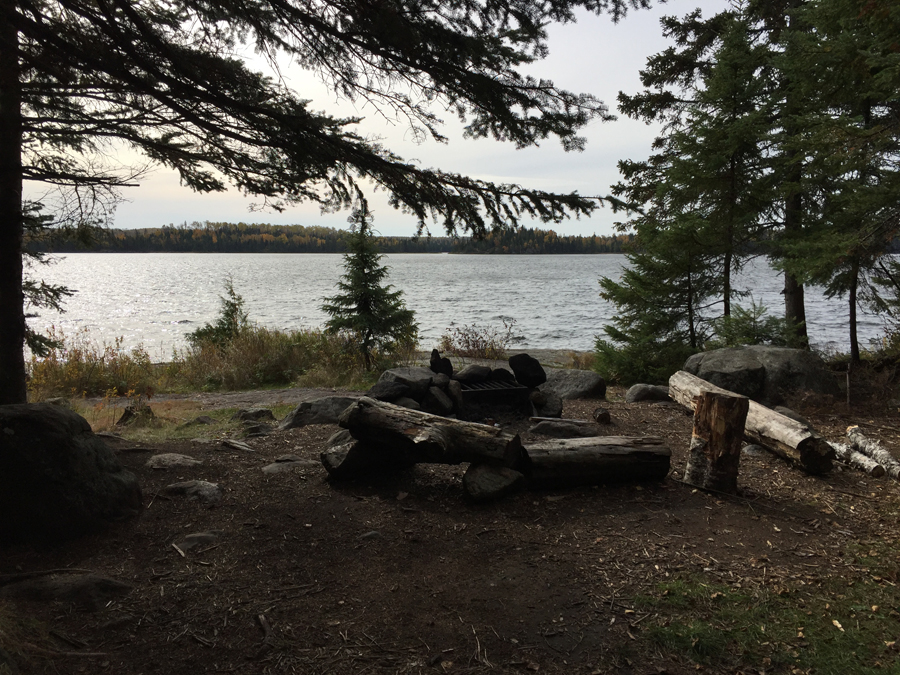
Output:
top-left (683, 391), bottom-right (749, 493)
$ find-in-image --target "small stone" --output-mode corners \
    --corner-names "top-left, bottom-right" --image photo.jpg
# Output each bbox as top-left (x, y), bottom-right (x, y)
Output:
top-left (146, 453), bottom-right (202, 469)
top-left (232, 408), bottom-right (276, 422)
top-left (173, 530), bottom-right (222, 552)
top-left (463, 464), bottom-right (525, 502)
top-left (625, 384), bottom-right (671, 403)
top-left (161, 480), bottom-right (222, 504)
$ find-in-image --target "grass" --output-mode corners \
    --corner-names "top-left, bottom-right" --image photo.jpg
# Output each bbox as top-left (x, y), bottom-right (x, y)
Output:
top-left (74, 398), bottom-right (298, 442)
top-left (632, 542), bottom-right (900, 674)
top-left (26, 325), bottom-right (401, 402)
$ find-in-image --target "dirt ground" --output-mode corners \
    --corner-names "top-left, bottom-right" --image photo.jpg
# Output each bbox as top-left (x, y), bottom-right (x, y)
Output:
top-left (3, 377), bottom-right (900, 675)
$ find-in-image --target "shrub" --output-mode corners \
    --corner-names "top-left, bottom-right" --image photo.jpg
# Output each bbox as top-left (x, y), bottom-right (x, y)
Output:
top-left (707, 298), bottom-right (802, 349)
top-left (593, 335), bottom-right (697, 386)
top-left (186, 276), bottom-right (249, 349)
top-left (27, 327), bottom-right (159, 399)
top-left (438, 318), bottom-right (518, 360)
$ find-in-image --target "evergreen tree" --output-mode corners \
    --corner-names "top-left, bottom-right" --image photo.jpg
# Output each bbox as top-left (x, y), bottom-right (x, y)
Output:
top-left (1, 0), bottom-right (644, 404)
top-left (322, 205), bottom-right (417, 370)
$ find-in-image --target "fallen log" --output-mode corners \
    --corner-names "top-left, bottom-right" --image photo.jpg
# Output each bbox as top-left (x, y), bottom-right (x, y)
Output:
top-left (521, 436), bottom-right (670, 490)
top-left (668, 371), bottom-right (834, 475)
top-left (830, 441), bottom-right (886, 478)
top-left (339, 396), bottom-right (523, 467)
top-left (684, 391), bottom-right (749, 493)
top-left (847, 426), bottom-right (900, 480)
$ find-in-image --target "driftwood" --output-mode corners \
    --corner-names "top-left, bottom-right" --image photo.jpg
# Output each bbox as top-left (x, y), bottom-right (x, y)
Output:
top-left (521, 436), bottom-right (670, 490)
top-left (684, 391), bottom-right (749, 493)
top-left (847, 426), bottom-right (900, 480)
top-left (830, 442), bottom-right (886, 478)
top-left (339, 397), bottom-right (523, 467)
top-left (669, 371), bottom-right (834, 475)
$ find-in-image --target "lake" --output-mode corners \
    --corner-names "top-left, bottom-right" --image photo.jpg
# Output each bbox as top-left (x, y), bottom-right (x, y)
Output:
top-left (25, 252), bottom-right (888, 358)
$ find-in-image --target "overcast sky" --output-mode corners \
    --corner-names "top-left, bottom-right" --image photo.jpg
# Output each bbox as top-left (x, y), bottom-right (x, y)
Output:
top-left (104, 0), bottom-right (725, 237)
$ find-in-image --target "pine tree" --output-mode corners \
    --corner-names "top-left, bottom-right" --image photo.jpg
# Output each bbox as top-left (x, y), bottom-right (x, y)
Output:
top-left (322, 205), bottom-right (417, 370)
top-left (1, 0), bottom-right (644, 404)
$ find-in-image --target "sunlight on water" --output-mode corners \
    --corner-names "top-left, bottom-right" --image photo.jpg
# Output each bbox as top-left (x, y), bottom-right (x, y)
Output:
top-left (26, 253), bottom-right (886, 358)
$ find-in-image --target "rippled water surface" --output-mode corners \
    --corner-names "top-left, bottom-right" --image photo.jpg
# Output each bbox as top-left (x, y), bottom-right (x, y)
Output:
top-left (27, 253), bottom-right (887, 357)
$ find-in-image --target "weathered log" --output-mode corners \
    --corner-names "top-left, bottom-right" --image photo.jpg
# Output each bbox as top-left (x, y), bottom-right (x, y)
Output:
top-left (339, 396), bottom-right (523, 467)
top-left (669, 371), bottom-right (834, 474)
top-left (684, 391), bottom-right (749, 493)
top-left (847, 426), bottom-right (900, 480)
top-left (521, 436), bottom-right (670, 490)
top-left (830, 441), bottom-right (886, 478)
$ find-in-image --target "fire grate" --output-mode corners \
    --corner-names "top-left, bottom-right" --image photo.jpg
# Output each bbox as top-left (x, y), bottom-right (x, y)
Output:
top-left (459, 379), bottom-right (530, 407)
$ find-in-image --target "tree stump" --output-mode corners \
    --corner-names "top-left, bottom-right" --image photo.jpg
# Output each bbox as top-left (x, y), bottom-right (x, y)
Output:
top-left (684, 391), bottom-right (749, 493)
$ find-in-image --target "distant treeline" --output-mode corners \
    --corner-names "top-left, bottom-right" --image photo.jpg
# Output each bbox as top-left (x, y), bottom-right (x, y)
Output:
top-left (38, 222), bottom-right (633, 255)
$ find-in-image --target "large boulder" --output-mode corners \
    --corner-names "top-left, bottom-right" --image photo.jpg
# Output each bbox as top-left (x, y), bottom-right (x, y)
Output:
top-left (278, 396), bottom-right (359, 429)
top-left (683, 346), bottom-right (840, 407)
top-left (0, 404), bottom-right (142, 545)
top-left (541, 369), bottom-right (606, 400)
top-left (378, 366), bottom-right (434, 399)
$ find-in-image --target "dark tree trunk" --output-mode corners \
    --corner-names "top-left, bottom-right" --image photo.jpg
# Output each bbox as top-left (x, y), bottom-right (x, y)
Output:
top-left (0, 3), bottom-right (26, 405)
top-left (849, 259), bottom-right (860, 364)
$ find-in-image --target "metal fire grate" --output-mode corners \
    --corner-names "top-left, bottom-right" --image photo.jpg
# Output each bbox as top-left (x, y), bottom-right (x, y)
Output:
top-left (459, 379), bottom-right (530, 406)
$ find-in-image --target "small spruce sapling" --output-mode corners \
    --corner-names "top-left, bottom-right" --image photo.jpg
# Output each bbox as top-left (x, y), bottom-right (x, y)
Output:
top-left (322, 205), bottom-right (417, 369)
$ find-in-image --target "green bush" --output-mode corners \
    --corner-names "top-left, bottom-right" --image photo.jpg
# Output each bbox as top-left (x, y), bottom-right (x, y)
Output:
top-left (707, 298), bottom-right (802, 349)
top-left (438, 318), bottom-right (518, 360)
top-left (593, 335), bottom-right (697, 386)
top-left (186, 277), bottom-right (249, 349)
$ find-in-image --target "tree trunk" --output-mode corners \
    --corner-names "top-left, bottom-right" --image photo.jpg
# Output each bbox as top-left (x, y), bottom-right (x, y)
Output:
top-left (521, 436), bottom-right (670, 490)
top-left (831, 442), bottom-right (885, 478)
top-left (849, 259), bottom-right (860, 364)
top-left (339, 396), bottom-right (523, 467)
top-left (0, 3), bottom-right (26, 404)
top-left (684, 391), bottom-right (749, 493)
top-left (847, 426), bottom-right (900, 480)
top-left (668, 371), bottom-right (834, 474)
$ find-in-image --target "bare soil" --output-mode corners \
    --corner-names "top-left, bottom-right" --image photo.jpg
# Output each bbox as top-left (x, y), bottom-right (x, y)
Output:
top-left (4, 382), bottom-right (900, 675)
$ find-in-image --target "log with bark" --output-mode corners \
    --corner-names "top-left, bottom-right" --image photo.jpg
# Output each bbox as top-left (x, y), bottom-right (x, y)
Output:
top-left (339, 396), bottom-right (523, 467)
top-left (684, 391), bottom-right (749, 493)
top-left (847, 426), bottom-right (900, 480)
top-left (830, 441), bottom-right (886, 478)
top-left (521, 436), bottom-right (670, 490)
top-left (668, 371), bottom-right (834, 475)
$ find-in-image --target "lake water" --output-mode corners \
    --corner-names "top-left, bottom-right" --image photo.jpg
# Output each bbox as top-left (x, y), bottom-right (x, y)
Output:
top-left (26, 252), bottom-right (888, 358)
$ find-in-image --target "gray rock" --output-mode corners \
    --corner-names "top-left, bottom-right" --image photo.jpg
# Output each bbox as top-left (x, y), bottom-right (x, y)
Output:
top-left (488, 367), bottom-right (517, 383)
top-left (261, 455), bottom-right (320, 474)
top-left (453, 364), bottom-right (492, 383)
top-left (394, 396), bottom-right (422, 411)
top-left (161, 480), bottom-right (222, 504)
top-left (146, 453), bottom-right (202, 469)
top-left (683, 345), bottom-right (840, 407)
top-left (509, 353), bottom-right (547, 387)
top-left (424, 386), bottom-right (455, 416)
top-left (463, 464), bottom-right (525, 502)
top-left (530, 389), bottom-right (563, 418)
top-left (446, 380), bottom-right (464, 412)
top-left (625, 384), bottom-right (671, 403)
top-left (378, 366), bottom-right (435, 399)
top-left (179, 415), bottom-right (217, 428)
top-left (366, 380), bottom-right (410, 402)
top-left (0, 573), bottom-right (133, 611)
top-left (278, 396), bottom-right (359, 429)
top-left (541, 368), bottom-right (606, 400)
top-left (741, 444), bottom-right (767, 457)
top-left (529, 420), bottom-right (602, 438)
top-left (0, 404), bottom-right (142, 544)
top-left (773, 406), bottom-right (813, 428)
top-left (432, 372), bottom-right (451, 389)
top-left (232, 408), bottom-right (275, 422)
top-left (222, 439), bottom-right (254, 452)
